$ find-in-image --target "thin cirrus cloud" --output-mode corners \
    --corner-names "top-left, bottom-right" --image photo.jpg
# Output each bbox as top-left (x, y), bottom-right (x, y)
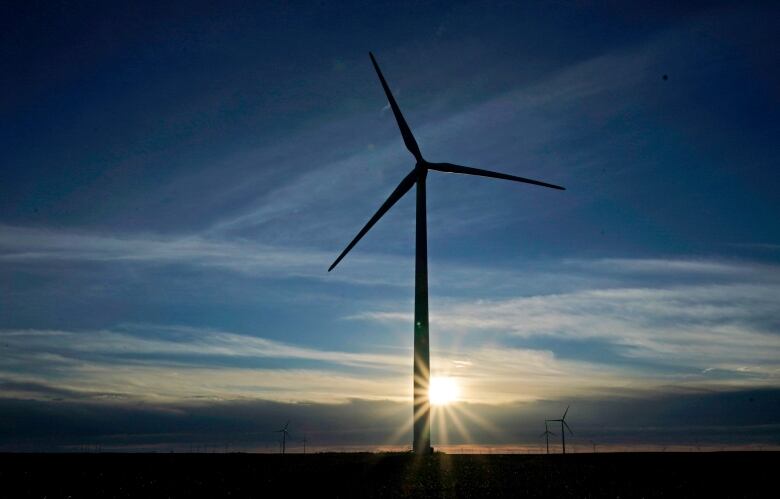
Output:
top-left (0, 322), bottom-right (659, 407)
top-left (353, 258), bottom-right (780, 391)
top-left (0, 224), bottom-right (413, 287)
top-left (2, 251), bottom-right (778, 407)
top-left (189, 8), bottom-right (770, 256)
top-left (195, 40), bottom-right (647, 244)
top-left (157, 21), bottom-right (659, 246)
top-left (0, 324), bottom-right (409, 404)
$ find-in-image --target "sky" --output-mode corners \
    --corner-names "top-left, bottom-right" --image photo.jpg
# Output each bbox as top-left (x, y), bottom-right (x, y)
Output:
top-left (1, 0), bottom-right (779, 452)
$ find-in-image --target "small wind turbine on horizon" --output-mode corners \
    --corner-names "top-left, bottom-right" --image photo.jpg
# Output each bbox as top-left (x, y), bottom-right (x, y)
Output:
top-left (541, 421), bottom-right (556, 455)
top-left (274, 420), bottom-right (291, 455)
top-left (329, 52), bottom-right (565, 455)
top-left (546, 406), bottom-right (573, 454)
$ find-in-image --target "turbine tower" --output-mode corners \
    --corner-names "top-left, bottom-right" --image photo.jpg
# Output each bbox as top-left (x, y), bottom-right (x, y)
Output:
top-left (329, 52), bottom-right (565, 455)
top-left (541, 421), bottom-right (556, 455)
top-left (546, 406), bottom-right (573, 454)
top-left (274, 420), bottom-right (291, 455)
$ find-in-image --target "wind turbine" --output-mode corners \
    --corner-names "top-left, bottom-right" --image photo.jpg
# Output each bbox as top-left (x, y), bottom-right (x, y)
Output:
top-left (541, 421), bottom-right (556, 455)
top-left (546, 406), bottom-right (573, 454)
top-left (274, 420), bottom-right (291, 455)
top-left (329, 52), bottom-right (565, 455)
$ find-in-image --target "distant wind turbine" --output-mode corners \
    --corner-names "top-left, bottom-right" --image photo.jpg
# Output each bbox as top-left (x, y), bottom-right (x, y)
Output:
top-left (329, 52), bottom-right (565, 455)
top-left (274, 420), bottom-right (291, 455)
top-left (546, 406), bottom-right (573, 454)
top-left (541, 421), bottom-right (556, 455)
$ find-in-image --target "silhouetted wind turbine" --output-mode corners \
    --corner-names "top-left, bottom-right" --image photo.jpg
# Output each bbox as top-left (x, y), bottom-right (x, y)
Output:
top-left (274, 420), bottom-right (291, 454)
top-left (541, 421), bottom-right (556, 455)
top-left (329, 52), bottom-right (565, 455)
top-left (546, 406), bottom-right (573, 454)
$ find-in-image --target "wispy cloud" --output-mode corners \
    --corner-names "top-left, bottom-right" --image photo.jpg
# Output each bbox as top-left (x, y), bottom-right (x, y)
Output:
top-left (0, 319), bottom-right (674, 406)
top-left (0, 324), bottom-right (409, 403)
top-left (190, 11), bottom-right (743, 262)
top-left (0, 224), bottom-right (411, 286)
top-left (571, 258), bottom-right (760, 276)
top-left (353, 258), bottom-right (780, 390)
top-left (4, 219), bottom-right (779, 400)
top-left (167, 26), bottom-right (665, 248)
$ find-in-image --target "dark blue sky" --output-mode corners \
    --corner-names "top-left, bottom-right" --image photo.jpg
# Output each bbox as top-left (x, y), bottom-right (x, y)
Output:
top-left (1, 0), bottom-right (779, 451)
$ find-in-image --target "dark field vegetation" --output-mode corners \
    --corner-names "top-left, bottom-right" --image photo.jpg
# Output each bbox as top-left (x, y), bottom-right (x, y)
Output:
top-left (1, 451), bottom-right (775, 498)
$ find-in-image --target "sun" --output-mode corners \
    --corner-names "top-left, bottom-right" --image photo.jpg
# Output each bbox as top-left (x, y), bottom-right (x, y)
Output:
top-left (429, 376), bottom-right (460, 406)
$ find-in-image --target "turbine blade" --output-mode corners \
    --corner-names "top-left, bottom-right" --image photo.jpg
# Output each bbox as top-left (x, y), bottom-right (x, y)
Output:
top-left (564, 421), bottom-right (573, 435)
top-left (329, 169), bottom-right (417, 272)
top-left (428, 162), bottom-right (565, 190)
top-left (562, 405), bottom-right (569, 420)
top-left (284, 420), bottom-right (290, 430)
top-left (369, 52), bottom-right (423, 162)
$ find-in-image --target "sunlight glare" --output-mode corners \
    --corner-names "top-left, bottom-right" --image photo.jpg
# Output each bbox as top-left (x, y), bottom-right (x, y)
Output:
top-left (429, 376), bottom-right (460, 405)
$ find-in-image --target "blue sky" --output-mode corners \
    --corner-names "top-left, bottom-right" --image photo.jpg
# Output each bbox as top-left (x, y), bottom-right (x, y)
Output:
top-left (1, 0), bottom-right (779, 451)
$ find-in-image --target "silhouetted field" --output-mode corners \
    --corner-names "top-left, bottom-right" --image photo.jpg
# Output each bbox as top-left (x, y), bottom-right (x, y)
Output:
top-left (1, 451), bottom-right (775, 498)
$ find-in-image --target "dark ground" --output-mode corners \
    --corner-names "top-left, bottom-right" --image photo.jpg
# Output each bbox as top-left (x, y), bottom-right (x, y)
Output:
top-left (1, 452), bottom-right (776, 498)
